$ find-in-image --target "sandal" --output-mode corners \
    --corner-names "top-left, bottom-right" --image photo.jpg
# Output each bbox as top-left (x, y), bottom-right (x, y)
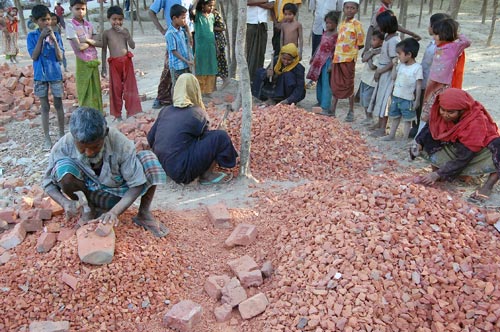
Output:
top-left (467, 190), bottom-right (490, 205)
top-left (132, 217), bottom-right (170, 238)
top-left (200, 172), bottom-right (233, 185)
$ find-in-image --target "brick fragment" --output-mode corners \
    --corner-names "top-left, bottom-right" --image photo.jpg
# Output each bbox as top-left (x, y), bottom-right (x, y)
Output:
top-left (0, 219), bottom-right (8, 231)
top-left (238, 269), bottom-right (263, 288)
top-left (36, 232), bottom-right (57, 253)
top-left (41, 197), bottom-right (64, 216)
top-left (214, 303), bottom-right (232, 322)
top-left (238, 293), bottom-right (269, 320)
top-left (61, 272), bottom-right (79, 290)
top-left (21, 218), bottom-right (43, 232)
top-left (76, 224), bottom-right (115, 265)
top-left (29, 321), bottom-right (70, 332)
top-left (206, 203), bottom-right (232, 229)
top-left (163, 300), bottom-right (203, 332)
top-left (3, 178), bottom-right (24, 189)
top-left (221, 277), bottom-right (248, 307)
top-left (228, 255), bottom-right (259, 278)
top-left (35, 209), bottom-right (53, 220)
top-left (224, 223), bottom-right (257, 247)
top-left (0, 251), bottom-right (11, 265)
top-left (45, 222), bottom-right (61, 233)
top-left (57, 228), bottom-right (75, 242)
top-left (0, 223), bottom-right (26, 249)
top-left (204, 275), bottom-right (230, 300)
top-left (312, 106), bottom-right (322, 114)
top-left (0, 208), bottom-right (17, 223)
top-left (261, 260), bottom-right (273, 278)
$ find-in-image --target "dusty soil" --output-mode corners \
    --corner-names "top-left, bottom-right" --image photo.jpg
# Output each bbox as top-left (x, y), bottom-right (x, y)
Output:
top-left (1, 1), bottom-right (500, 331)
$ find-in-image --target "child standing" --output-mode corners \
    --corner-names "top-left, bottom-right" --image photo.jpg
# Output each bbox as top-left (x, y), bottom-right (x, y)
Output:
top-left (280, 3), bottom-right (303, 59)
top-left (359, 29), bottom-right (384, 123)
top-left (330, 0), bottom-right (365, 122)
top-left (192, 0), bottom-right (217, 94)
top-left (50, 12), bottom-right (68, 72)
top-left (3, 7), bottom-right (19, 63)
top-left (382, 38), bottom-right (422, 141)
top-left (306, 11), bottom-right (338, 116)
top-left (66, 0), bottom-right (103, 113)
top-left (54, 2), bottom-right (65, 29)
top-left (367, 10), bottom-right (400, 136)
top-left (27, 5), bottom-right (65, 150)
top-left (101, 6), bottom-right (142, 121)
top-left (419, 18), bottom-right (470, 127)
top-left (213, 7), bottom-right (229, 89)
top-left (166, 5), bottom-right (193, 90)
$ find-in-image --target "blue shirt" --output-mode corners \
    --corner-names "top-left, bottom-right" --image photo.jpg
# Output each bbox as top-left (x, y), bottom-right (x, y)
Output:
top-left (166, 24), bottom-right (191, 71)
top-left (27, 29), bottom-right (64, 82)
top-left (149, 0), bottom-right (193, 29)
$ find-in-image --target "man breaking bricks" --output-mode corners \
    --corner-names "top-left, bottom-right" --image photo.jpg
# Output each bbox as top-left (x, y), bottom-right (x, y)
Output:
top-left (42, 106), bottom-right (169, 237)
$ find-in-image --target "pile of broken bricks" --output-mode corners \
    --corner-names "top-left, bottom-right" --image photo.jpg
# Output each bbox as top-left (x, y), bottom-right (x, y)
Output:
top-left (161, 203), bottom-right (272, 331)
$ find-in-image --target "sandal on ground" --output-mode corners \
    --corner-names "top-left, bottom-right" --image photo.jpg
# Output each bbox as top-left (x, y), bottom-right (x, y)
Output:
top-left (320, 110), bottom-right (335, 117)
top-left (345, 112), bottom-right (354, 122)
top-left (132, 217), bottom-right (170, 238)
top-left (467, 190), bottom-right (490, 205)
top-left (200, 172), bottom-right (233, 185)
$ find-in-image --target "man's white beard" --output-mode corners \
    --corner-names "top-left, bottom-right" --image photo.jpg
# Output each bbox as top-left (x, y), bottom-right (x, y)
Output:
top-left (77, 148), bottom-right (104, 166)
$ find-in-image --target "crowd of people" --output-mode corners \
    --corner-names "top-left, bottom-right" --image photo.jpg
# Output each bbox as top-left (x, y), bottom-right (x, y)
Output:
top-left (1, 0), bottom-right (497, 236)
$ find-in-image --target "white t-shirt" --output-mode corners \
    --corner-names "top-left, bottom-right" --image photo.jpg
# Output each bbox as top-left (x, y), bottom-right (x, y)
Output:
top-left (247, 2), bottom-right (271, 24)
top-left (360, 53), bottom-right (380, 87)
top-left (311, 0), bottom-right (340, 35)
top-left (393, 62), bottom-right (423, 101)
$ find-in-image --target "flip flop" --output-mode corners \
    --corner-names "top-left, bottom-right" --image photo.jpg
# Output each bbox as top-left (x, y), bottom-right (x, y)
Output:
top-left (200, 172), bottom-right (233, 185)
top-left (467, 190), bottom-right (490, 205)
top-left (132, 217), bottom-right (170, 238)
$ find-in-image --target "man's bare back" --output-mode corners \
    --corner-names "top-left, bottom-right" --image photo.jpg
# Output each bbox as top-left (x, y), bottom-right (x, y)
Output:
top-left (281, 20), bottom-right (303, 57)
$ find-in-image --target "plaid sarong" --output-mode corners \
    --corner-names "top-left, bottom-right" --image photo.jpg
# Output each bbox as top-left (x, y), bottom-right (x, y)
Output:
top-left (51, 150), bottom-right (166, 210)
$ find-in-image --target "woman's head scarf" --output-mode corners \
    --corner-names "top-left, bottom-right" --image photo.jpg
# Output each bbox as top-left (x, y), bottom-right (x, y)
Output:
top-left (173, 73), bottom-right (205, 110)
top-left (274, 43), bottom-right (300, 74)
top-left (429, 88), bottom-right (500, 152)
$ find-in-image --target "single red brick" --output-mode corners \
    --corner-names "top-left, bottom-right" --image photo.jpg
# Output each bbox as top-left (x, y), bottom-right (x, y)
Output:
top-left (0, 223), bottom-right (26, 250)
top-left (221, 277), bottom-right (247, 307)
top-left (44, 222), bottom-right (61, 233)
top-left (21, 219), bottom-right (43, 232)
top-left (35, 209), bottom-right (52, 221)
top-left (214, 304), bottom-right (232, 322)
top-left (228, 255), bottom-right (259, 277)
top-left (163, 300), bottom-right (203, 332)
top-left (57, 228), bottom-right (76, 242)
top-left (36, 232), bottom-right (57, 253)
top-left (238, 270), bottom-right (263, 288)
top-left (224, 223), bottom-right (257, 247)
top-left (206, 203), bottom-right (232, 229)
top-left (204, 275), bottom-right (231, 300)
top-left (0, 208), bottom-right (18, 223)
top-left (238, 293), bottom-right (269, 319)
top-left (61, 272), bottom-right (79, 290)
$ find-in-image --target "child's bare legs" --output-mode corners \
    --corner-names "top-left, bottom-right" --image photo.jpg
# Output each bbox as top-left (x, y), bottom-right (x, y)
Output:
top-left (382, 117), bottom-right (400, 141)
top-left (330, 96), bottom-right (338, 117)
top-left (371, 116), bottom-right (388, 137)
top-left (402, 120), bottom-right (412, 140)
top-left (40, 96), bottom-right (53, 149)
top-left (53, 97), bottom-right (65, 138)
top-left (345, 96), bottom-right (354, 122)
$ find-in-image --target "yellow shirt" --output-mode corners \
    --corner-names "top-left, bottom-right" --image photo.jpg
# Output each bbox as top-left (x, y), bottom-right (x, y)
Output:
top-left (274, 0), bottom-right (302, 23)
top-left (333, 18), bottom-right (365, 63)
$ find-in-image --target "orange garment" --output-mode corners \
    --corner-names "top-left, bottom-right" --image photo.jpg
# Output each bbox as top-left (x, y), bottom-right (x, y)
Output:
top-left (108, 52), bottom-right (142, 118)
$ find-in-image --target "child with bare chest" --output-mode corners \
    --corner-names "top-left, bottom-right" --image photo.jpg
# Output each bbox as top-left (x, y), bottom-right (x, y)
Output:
top-left (101, 6), bottom-right (142, 120)
top-left (280, 3), bottom-right (303, 59)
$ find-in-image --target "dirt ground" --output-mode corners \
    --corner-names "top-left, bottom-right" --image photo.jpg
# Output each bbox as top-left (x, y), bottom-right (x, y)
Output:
top-left (1, 1), bottom-right (500, 331)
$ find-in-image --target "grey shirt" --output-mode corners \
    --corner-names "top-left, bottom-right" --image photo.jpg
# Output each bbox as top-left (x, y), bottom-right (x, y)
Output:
top-left (43, 127), bottom-right (146, 193)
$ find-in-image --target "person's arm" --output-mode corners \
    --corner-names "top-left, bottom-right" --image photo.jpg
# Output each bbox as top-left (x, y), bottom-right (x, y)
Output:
top-left (280, 25), bottom-right (284, 49)
top-left (298, 23), bottom-right (303, 59)
top-left (29, 30), bottom-right (49, 60)
top-left (413, 79), bottom-right (422, 111)
top-left (45, 186), bottom-right (80, 219)
top-left (173, 50), bottom-right (194, 66)
top-left (247, 0), bottom-right (270, 6)
top-left (149, 9), bottom-right (166, 35)
top-left (123, 28), bottom-right (135, 49)
top-left (146, 113), bottom-right (160, 148)
top-left (457, 34), bottom-right (472, 50)
top-left (51, 30), bottom-right (63, 61)
top-left (362, 25), bottom-right (373, 57)
top-left (374, 62), bottom-right (393, 82)
top-left (101, 31), bottom-right (108, 77)
top-left (281, 65), bottom-right (305, 104)
top-left (99, 185), bottom-right (144, 225)
top-left (398, 25), bottom-right (421, 41)
top-left (391, 61), bottom-right (398, 81)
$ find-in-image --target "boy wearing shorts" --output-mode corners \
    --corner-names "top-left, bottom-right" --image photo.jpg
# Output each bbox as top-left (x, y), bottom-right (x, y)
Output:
top-left (383, 38), bottom-right (422, 141)
top-left (27, 5), bottom-right (65, 150)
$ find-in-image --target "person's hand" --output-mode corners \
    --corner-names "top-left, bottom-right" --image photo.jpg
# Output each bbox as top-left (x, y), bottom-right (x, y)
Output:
top-left (374, 71), bottom-right (381, 82)
top-left (41, 27), bottom-right (51, 38)
top-left (63, 199), bottom-right (80, 220)
top-left (412, 33), bottom-right (422, 41)
top-left (372, 48), bottom-right (381, 55)
top-left (101, 68), bottom-right (107, 78)
top-left (49, 30), bottom-right (57, 42)
top-left (99, 211), bottom-right (119, 227)
top-left (413, 101), bottom-right (420, 112)
top-left (160, 27), bottom-right (166, 36)
top-left (415, 172), bottom-right (440, 185)
top-left (279, 99), bottom-right (289, 105)
top-left (409, 142), bottom-right (422, 160)
top-left (266, 68), bottom-right (274, 78)
top-left (392, 57), bottom-right (399, 65)
top-left (186, 60), bottom-right (194, 66)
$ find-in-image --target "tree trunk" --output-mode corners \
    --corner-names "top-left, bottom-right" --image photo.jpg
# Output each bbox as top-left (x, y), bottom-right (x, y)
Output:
top-left (13, 0), bottom-right (26, 36)
top-left (448, 0), bottom-right (462, 19)
top-left (229, 0), bottom-right (238, 78)
top-left (143, 0), bottom-right (147, 10)
top-left (487, 0), bottom-right (498, 46)
top-left (130, 0), bottom-right (134, 39)
top-left (99, 0), bottom-right (104, 34)
top-left (132, 0), bottom-right (144, 33)
top-left (481, 0), bottom-right (488, 23)
top-left (428, 0), bottom-right (434, 14)
top-left (418, 0), bottom-right (425, 27)
top-left (363, 0), bottom-right (369, 15)
top-left (219, 1), bottom-right (231, 73)
top-left (236, 0), bottom-right (253, 179)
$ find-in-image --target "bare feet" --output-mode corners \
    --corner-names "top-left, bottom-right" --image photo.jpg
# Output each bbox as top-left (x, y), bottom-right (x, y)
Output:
top-left (381, 135), bottom-right (395, 141)
top-left (132, 212), bottom-right (169, 237)
top-left (43, 139), bottom-right (52, 151)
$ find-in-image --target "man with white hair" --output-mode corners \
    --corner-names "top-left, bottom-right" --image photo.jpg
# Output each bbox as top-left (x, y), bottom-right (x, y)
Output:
top-left (43, 107), bottom-right (169, 237)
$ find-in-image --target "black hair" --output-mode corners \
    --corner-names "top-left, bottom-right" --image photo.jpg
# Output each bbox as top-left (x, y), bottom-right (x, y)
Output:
top-left (429, 12), bottom-right (451, 26)
top-left (50, 11), bottom-right (57, 17)
top-left (170, 4), bottom-right (187, 19)
top-left (396, 38), bottom-right (420, 58)
top-left (107, 5), bottom-right (123, 18)
top-left (31, 4), bottom-right (50, 20)
top-left (343, 1), bottom-right (359, 9)
top-left (70, 0), bottom-right (87, 7)
top-left (372, 29), bottom-right (385, 41)
top-left (376, 10), bottom-right (398, 34)
top-left (283, 3), bottom-right (298, 15)
top-left (324, 10), bottom-right (339, 24)
top-left (195, 0), bottom-right (213, 12)
top-left (432, 18), bottom-right (458, 42)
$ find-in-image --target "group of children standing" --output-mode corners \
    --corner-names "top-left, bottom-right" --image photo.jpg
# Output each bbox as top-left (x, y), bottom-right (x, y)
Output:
top-left (307, 0), bottom-right (470, 143)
